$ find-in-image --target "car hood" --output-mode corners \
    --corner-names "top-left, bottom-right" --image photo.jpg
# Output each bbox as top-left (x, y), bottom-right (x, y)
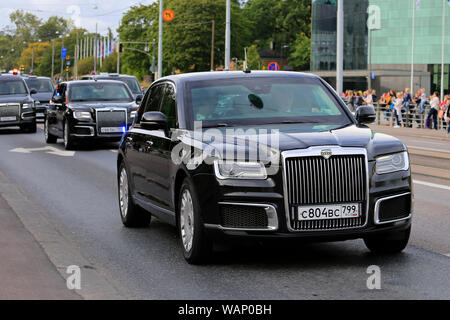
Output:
top-left (69, 101), bottom-right (137, 112)
top-left (0, 95), bottom-right (32, 104)
top-left (32, 92), bottom-right (53, 103)
top-left (176, 124), bottom-right (406, 163)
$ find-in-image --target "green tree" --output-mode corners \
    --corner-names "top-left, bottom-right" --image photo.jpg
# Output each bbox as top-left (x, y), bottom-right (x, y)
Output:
top-left (37, 16), bottom-right (68, 42)
top-left (77, 57), bottom-right (94, 76)
top-left (246, 44), bottom-right (261, 70)
top-left (288, 33), bottom-right (310, 71)
top-left (101, 53), bottom-right (118, 73)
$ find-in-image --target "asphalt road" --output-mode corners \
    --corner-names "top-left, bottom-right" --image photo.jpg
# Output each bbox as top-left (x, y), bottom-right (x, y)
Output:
top-left (0, 124), bottom-right (449, 299)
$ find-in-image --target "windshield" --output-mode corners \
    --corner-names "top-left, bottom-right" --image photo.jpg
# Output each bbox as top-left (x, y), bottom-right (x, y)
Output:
top-left (96, 76), bottom-right (141, 94)
top-left (24, 78), bottom-right (54, 93)
top-left (69, 83), bottom-right (133, 102)
top-left (186, 77), bottom-right (352, 129)
top-left (0, 80), bottom-right (28, 96)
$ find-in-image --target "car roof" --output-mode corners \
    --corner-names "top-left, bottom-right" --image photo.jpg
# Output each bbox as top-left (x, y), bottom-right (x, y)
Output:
top-left (64, 79), bottom-right (130, 86)
top-left (22, 76), bottom-right (51, 80)
top-left (0, 74), bottom-right (26, 81)
top-left (154, 70), bottom-right (319, 86)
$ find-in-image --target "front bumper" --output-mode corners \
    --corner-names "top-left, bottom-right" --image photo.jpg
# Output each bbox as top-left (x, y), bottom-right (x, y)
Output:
top-left (0, 111), bottom-right (36, 128)
top-left (68, 120), bottom-right (133, 140)
top-left (193, 163), bottom-right (412, 241)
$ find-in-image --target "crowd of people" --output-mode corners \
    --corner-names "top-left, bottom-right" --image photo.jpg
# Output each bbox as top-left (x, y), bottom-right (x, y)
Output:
top-left (342, 88), bottom-right (450, 136)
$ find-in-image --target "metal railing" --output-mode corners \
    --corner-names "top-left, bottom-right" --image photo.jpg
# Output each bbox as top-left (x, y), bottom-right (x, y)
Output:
top-left (370, 102), bottom-right (449, 130)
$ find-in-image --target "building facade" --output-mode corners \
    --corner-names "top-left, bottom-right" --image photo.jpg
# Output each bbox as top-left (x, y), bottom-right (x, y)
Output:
top-left (311, 0), bottom-right (450, 95)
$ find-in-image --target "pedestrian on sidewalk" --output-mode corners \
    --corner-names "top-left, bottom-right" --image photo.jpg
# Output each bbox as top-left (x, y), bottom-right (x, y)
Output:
top-left (364, 90), bottom-right (374, 108)
top-left (393, 92), bottom-right (404, 128)
top-left (446, 98), bottom-right (450, 137)
top-left (426, 91), bottom-right (440, 130)
top-left (419, 88), bottom-right (427, 114)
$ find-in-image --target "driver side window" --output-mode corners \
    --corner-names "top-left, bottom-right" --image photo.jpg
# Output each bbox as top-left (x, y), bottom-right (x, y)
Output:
top-left (136, 84), bottom-right (164, 124)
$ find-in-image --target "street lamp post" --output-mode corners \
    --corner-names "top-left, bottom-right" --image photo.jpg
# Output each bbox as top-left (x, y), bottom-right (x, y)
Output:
top-left (225, 0), bottom-right (231, 70)
top-left (157, 0), bottom-right (163, 79)
top-left (336, 0), bottom-right (344, 95)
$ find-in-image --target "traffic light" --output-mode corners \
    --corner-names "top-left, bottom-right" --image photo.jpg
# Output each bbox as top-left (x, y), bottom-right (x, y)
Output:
top-left (20, 66), bottom-right (25, 72)
top-left (119, 43), bottom-right (123, 53)
top-left (65, 67), bottom-right (70, 72)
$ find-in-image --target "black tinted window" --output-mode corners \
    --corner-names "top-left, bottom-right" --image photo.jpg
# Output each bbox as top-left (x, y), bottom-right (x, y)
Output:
top-left (160, 84), bottom-right (177, 128)
top-left (137, 84), bottom-right (164, 123)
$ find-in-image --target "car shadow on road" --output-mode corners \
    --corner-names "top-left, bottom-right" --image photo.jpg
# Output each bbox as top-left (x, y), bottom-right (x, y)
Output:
top-left (0, 127), bottom-right (26, 135)
top-left (126, 218), bottom-right (412, 270)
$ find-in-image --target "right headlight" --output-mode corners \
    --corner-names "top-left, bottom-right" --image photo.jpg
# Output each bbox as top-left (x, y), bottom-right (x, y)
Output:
top-left (73, 111), bottom-right (92, 120)
top-left (214, 160), bottom-right (267, 180)
top-left (376, 151), bottom-right (409, 174)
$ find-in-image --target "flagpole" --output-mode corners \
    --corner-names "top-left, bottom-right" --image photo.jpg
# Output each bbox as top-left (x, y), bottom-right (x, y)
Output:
top-left (440, 0), bottom-right (446, 99)
top-left (410, 0), bottom-right (416, 94)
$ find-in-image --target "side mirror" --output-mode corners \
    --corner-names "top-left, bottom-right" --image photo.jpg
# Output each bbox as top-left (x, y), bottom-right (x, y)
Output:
top-left (135, 94), bottom-right (144, 104)
top-left (52, 95), bottom-right (64, 104)
top-left (141, 111), bottom-right (168, 131)
top-left (30, 88), bottom-right (37, 95)
top-left (355, 106), bottom-right (376, 124)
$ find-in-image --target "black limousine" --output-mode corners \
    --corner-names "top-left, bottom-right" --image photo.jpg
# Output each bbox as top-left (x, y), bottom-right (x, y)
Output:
top-left (117, 71), bottom-right (412, 264)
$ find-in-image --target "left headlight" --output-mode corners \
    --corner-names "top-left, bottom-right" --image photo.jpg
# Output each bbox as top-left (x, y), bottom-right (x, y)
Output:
top-left (376, 151), bottom-right (409, 174)
top-left (214, 160), bottom-right (267, 180)
top-left (73, 111), bottom-right (92, 120)
top-left (22, 103), bottom-right (31, 109)
top-left (130, 110), bottom-right (137, 118)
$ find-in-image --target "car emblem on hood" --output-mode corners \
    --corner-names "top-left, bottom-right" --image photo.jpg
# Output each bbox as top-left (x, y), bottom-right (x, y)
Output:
top-left (321, 149), bottom-right (332, 159)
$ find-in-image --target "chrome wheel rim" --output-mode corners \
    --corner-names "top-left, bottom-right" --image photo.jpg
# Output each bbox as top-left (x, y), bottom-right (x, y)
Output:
top-left (64, 123), bottom-right (68, 147)
top-left (119, 167), bottom-right (129, 218)
top-left (44, 119), bottom-right (48, 140)
top-left (180, 189), bottom-right (194, 252)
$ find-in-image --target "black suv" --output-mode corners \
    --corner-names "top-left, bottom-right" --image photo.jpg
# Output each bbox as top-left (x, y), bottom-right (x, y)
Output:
top-left (23, 76), bottom-right (55, 120)
top-left (0, 74), bottom-right (37, 133)
top-left (45, 80), bottom-right (139, 149)
top-left (117, 71), bottom-right (412, 264)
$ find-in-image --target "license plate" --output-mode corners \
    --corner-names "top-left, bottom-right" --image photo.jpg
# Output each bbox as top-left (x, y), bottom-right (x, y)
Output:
top-left (100, 127), bottom-right (123, 133)
top-left (36, 113), bottom-right (44, 117)
top-left (298, 203), bottom-right (360, 221)
top-left (0, 116), bottom-right (16, 122)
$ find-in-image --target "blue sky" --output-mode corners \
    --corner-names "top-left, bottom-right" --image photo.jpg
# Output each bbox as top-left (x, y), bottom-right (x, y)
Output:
top-left (0, 0), bottom-right (156, 36)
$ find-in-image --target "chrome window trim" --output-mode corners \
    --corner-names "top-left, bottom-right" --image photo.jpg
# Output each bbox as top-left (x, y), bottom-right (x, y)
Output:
top-left (73, 126), bottom-right (95, 137)
top-left (281, 146), bottom-right (369, 232)
top-left (95, 107), bottom-right (128, 136)
top-left (374, 192), bottom-right (412, 225)
top-left (205, 202), bottom-right (278, 231)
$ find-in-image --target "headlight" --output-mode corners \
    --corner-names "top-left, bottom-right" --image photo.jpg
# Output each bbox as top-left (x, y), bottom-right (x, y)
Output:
top-left (376, 151), bottom-right (409, 174)
top-left (214, 161), bottom-right (267, 180)
top-left (73, 111), bottom-right (92, 120)
top-left (130, 111), bottom-right (137, 118)
top-left (22, 103), bottom-right (31, 109)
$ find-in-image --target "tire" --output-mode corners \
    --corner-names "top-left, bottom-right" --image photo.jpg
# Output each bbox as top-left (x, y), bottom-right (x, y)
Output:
top-left (63, 121), bottom-right (76, 150)
top-left (177, 178), bottom-right (212, 264)
top-left (44, 118), bottom-right (57, 143)
top-left (118, 162), bottom-right (151, 228)
top-left (364, 226), bottom-right (411, 254)
top-left (21, 122), bottom-right (37, 133)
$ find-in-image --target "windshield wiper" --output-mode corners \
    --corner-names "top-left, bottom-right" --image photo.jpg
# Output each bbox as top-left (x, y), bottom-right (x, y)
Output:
top-left (202, 123), bottom-right (231, 128)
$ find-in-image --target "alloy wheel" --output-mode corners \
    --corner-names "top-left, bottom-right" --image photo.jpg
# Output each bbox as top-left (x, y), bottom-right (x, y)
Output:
top-left (180, 189), bottom-right (194, 253)
top-left (119, 167), bottom-right (129, 218)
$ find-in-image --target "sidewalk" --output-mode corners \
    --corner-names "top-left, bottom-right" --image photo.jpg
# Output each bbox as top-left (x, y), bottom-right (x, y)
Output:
top-left (0, 193), bottom-right (80, 299)
top-left (369, 124), bottom-right (450, 141)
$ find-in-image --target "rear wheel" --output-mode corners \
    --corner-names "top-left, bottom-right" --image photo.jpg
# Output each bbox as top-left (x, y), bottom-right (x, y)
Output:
top-left (63, 121), bottom-right (76, 150)
top-left (178, 178), bottom-right (212, 264)
top-left (44, 118), bottom-right (57, 143)
top-left (118, 162), bottom-right (151, 228)
top-left (364, 226), bottom-right (411, 254)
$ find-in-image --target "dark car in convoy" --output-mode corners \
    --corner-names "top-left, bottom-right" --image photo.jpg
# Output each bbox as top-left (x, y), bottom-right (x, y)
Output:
top-left (23, 76), bottom-right (55, 120)
top-left (0, 74), bottom-right (37, 133)
top-left (117, 71), bottom-right (412, 264)
top-left (81, 73), bottom-right (144, 101)
top-left (45, 80), bottom-right (139, 149)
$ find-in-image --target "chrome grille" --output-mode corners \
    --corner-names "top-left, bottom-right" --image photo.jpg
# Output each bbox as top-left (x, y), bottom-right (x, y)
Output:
top-left (0, 103), bottom-right (20, 120)
top-left (283, 150), bottom-right (367, 231)
top-left (96, 109), bottom-right (127, 136)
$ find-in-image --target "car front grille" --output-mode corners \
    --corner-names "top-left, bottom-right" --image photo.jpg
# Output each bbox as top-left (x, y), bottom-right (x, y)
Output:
top-left (96, 109), bottom-right (127, 136)
top-left (284, 152), bottom-right (367, 231)
top-left (0, 103), bottom-right (20, 121)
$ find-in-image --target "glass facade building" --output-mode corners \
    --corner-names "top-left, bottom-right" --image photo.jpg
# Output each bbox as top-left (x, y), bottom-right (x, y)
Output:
top-left (311, 0), bottom-right (450, 94)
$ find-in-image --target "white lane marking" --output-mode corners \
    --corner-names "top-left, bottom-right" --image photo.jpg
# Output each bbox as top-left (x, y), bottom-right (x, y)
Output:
top-left (444, 254), bottom-right (450, 258)
top-left (407, 145), bottom-right (450, 154)
top-left (413, 180), bottom-right (450, 191)
top-left (110, 150), bottom-right (118, 153)
top-left (10, 146), bottom-right (75, 157)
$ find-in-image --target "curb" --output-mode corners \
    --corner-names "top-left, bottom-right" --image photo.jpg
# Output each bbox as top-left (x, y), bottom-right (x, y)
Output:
top-left (0, 170), bottom-right (124, 300)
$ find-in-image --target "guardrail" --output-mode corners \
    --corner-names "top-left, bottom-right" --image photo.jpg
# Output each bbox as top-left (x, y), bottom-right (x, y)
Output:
top-left (370, 102), bottom-right (449, 130)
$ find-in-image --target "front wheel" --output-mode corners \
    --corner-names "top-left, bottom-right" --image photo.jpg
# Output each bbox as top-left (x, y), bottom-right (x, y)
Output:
top-left (118, 162), bottom-right (151, 228)
top-left (178, 178), bottom-right (212, 264)
top-left (63, 121), bottom-right (76, 150)
top-left (364, 226), bottom-right (411, 254)
top-left (45, 118), bottom-right (57, 143)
